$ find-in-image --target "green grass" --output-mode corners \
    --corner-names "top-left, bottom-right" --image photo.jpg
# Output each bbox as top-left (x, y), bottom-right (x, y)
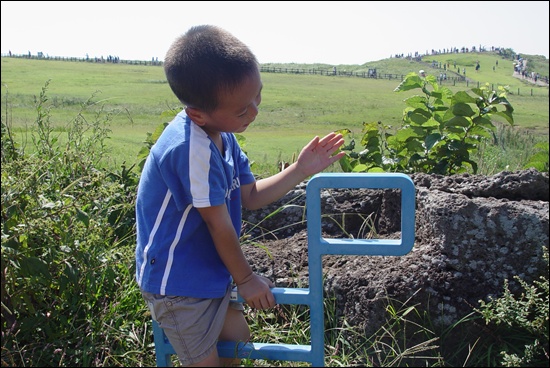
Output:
top-left (1, 52), bottom-right (548, 171)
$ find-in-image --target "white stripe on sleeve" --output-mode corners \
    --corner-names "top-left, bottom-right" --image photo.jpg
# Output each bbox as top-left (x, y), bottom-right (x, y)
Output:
top-left (189, 123), bottom-right (212, 207)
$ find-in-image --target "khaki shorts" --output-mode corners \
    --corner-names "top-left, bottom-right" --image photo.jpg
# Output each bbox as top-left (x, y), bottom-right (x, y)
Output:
top-left (142, 284), bottom-right (243, 366)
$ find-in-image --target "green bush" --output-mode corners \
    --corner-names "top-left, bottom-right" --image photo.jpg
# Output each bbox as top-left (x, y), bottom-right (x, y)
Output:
top-left (1, 82), bottom-right (150, 366)
top-left (338, 72), bottom-right (515, 175)
top-left (523, 142), bottom-right (549, 172)
top-left (475, 246), bottom-right (549, 367)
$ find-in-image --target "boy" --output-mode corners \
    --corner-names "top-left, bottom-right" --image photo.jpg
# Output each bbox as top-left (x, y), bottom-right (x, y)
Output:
top-left (135, 25), bottom-right (345, 367)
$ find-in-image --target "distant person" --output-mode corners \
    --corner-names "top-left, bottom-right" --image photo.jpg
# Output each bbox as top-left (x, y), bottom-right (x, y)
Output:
top-left (475, 61), bottom-right (480, 72)
top-left (135, 24), bottom-right (345, 367)
top-left (419, 69), bottom-right (426, 77)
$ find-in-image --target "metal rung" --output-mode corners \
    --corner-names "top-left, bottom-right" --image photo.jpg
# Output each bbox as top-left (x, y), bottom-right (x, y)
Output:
top-left (152, 320), bottom-right (312, 365)
top-left (231, 287), bottom-right (310, 305)
top-left (217, 341), bottom-right (312, 362)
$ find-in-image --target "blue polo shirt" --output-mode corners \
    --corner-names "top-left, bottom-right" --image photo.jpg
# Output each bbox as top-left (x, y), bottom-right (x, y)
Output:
top-left (135, 110), bottom-right (255, 298)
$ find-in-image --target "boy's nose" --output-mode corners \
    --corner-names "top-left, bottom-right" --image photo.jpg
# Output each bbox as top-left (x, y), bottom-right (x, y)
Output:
top-left (249, 102), bottom-right (259, 117)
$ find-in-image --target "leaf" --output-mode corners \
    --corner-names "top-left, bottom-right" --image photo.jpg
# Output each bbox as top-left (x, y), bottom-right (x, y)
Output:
top-left (394, 128), bottom-right (418, 142)
top-left (445, 116), bottom-right (471, 128)
top-left (335, 128), bottom-right (352, 137)
top-left (470, 88), bottom-right (484, 97)
top-left (403, 95), bottom-right (427, 109)
top-left (341, 139), bottom-right (355, 151)
top-left (64, 260), bottom-right (80, 283)
top-left (235, 133), bottom-right (246, 147)
top-left (20, 256), bottom-right (51, 279)
top-left (136, 146), bottom-right (150, 159)
top-left (77, 208), bottom-right (90, 227)
top-left (151, 122), bottom-right (169, 142)
top-left (394, 73), bottom-right (423, 92)
top-left (352, 163), bottom-right (369, 172)
top-left (451, 103), bottom-right (476, 117)
top-left (367, 166), bottom-right (386, 173)
top-left (472, 116), bottom-right (496, 132)
top-left (493, 110), bottom-right (515, 125)
top-left (452, 91), bottom-right (477, 104)
top-left (420, 118), bottom-right (440, 128)
top-left (425, 133), bottom-right (442, 150)
top-left (338, 156), bottom-right (354, 172)
top-left (406, 108), bottom-right (431, 125)
top-left (430, 91), bottom-right (443, 100)
top-left (468, 125), bottom-right (493, 139)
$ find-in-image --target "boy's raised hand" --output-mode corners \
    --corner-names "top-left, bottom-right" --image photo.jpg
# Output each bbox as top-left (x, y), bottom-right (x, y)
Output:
top-left (295, 132), bottom-right (346, 177)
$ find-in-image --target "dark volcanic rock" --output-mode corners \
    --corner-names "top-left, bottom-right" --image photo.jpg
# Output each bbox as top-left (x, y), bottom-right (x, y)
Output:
top-left (241, 169), bottom-right (549, 335)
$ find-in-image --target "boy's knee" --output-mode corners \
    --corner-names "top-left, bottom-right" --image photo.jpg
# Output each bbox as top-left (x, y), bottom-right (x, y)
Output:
top-left (220, 307), bottom-right (250, 342)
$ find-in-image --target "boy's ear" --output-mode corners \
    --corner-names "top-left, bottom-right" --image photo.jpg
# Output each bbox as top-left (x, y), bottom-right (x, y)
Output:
top-left (185, 107), bottom-right (207, 126)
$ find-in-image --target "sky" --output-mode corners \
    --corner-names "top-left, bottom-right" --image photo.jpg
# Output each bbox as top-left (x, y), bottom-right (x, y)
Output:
top-left (1, 1), bottom-right (549, 65)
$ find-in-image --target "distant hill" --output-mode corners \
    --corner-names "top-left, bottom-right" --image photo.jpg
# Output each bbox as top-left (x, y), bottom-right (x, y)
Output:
top-left (260, 50), bottom-right (549, 86)
top-left (3, 49), bottom-right (547, 90)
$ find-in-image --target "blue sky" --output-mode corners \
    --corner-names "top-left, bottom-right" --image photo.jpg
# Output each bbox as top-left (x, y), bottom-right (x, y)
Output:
top-left (2, 1), bottom-right (548, 64)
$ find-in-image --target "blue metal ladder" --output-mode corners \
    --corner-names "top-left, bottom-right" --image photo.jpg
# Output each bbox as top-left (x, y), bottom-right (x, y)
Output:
top-left (152, 172), bottom-right (416, 366)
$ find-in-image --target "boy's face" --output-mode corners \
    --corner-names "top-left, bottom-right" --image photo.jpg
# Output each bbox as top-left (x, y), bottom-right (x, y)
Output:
top-left (198, 70), bottom-right (263, 135)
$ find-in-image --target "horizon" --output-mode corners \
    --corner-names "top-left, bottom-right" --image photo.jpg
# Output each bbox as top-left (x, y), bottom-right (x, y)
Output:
top-left (1, 46), bottom-right (542, 67)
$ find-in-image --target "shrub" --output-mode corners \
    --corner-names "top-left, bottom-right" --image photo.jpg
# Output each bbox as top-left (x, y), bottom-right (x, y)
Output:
top-left (1, 82), bottom-right (148, 366)
top-left (475, 246), bottom-right (549, 367)
top-left (338, 72), bottom-right (515, 175)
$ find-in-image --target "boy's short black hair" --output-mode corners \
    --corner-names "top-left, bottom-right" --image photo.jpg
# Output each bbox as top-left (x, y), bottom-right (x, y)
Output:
top-left (164, 25), bottom-right (259, 112)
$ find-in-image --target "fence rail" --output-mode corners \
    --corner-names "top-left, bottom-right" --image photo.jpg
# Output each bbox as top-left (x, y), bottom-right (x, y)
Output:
top-left (258, 66), bottom-right (549, 96)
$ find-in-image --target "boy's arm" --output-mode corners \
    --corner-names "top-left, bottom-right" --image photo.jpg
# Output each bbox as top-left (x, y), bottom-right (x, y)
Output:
top-left (241, 132), bottom-right (345, 210)
top-left (196, 204), bottom-right (276, 310)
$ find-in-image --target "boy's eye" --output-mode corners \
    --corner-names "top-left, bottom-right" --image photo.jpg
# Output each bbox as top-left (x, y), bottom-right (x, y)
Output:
top-left (238, 110), bottom-right (247, 117)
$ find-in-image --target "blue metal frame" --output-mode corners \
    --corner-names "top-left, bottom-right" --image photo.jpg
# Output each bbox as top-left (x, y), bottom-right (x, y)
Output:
top-left (151, 173), bottom-right (416, 366)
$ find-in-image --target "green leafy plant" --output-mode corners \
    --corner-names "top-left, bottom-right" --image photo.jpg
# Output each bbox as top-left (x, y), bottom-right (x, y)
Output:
top-left (523, 142), bottom-right (549, 172)
top-left (1, 83), bottom-right (147, 367)
top-left (475, 246), bottom-right (549, 367)
top-left (338, 72), bottom-right (515, 175)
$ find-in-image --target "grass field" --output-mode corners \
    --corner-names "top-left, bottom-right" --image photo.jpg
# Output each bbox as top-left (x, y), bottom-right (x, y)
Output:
top-left (1, 52), bottom-right (548, 173)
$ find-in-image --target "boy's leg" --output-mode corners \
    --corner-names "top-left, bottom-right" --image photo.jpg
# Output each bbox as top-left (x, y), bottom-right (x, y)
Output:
top-left (187, 349), bottom-right (220, 367)
top-left (220, 304), bottom-right (250, 341)
top-left (219, 304), bottom-right (251, 366)
top-left (190, 304), bottom-right (250, 367)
